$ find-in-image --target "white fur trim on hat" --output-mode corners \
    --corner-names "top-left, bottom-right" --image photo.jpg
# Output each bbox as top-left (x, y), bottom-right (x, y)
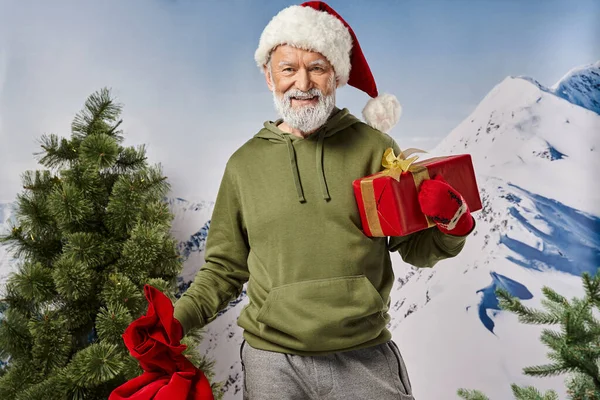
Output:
top-left (362, 93), bottom-right (402, 133)
top-left (254, 5), bottom-right (353, 86)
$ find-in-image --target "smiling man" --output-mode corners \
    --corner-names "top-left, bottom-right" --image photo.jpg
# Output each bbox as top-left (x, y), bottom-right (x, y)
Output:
top-left (173, 2), bottom-right (476, 399)
top-left (268, 46), bottom-right (338, 136)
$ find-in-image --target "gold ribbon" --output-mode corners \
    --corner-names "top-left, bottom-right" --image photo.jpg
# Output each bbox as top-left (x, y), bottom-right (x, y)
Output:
top-left (381, 147), bottom-right (424, 181)
top-left (360, 147), bottom-right (436, 236)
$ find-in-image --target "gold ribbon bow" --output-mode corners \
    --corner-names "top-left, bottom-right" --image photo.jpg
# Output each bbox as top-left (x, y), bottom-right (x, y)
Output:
top-left (380, 147), bottom-right (427, 181)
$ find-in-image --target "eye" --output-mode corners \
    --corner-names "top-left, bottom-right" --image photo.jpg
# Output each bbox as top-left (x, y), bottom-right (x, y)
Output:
top-left (282, 67), bottom-right (294, 72)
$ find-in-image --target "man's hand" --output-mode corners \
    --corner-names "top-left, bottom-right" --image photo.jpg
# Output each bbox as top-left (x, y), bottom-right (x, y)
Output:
top-left (418, 175), bottom-right (474, 236)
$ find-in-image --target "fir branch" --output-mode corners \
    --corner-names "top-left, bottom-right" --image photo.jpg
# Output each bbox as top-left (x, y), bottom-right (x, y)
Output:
top-left (52, 257), bottom-right (95, 301)
top-left (0, 308), bottom-right (33, 361)
top-left (61, 232), bottom-right (114, 269)
top-left (96, 303), bottom-right (132, 345)
top-left (456, 388), bottom-right (490, 400)
top-left (539, 328), bottom-right (565, 351)
top-left (1, 223), bottom-right (62, 267)
top-left (15, 373), bottom-right (66, 400)
top-left (137, 164), bottom-right (171, 201)
top-left (14, 189), bottom-right (61, 246)
top-left (120, 353), bottom-right (143, 382)
top-left (496, 288), bottom-right (560, 324)
top-left (20, 170), bottom-right (59, 194)
top-left (106, 118), bottom-right (123, 137)
top-left (113, 145), bottom-right (148, 173)
top-left (582, 271), bottom-right (600, 307)
top-left (101, 273), bottom-right (144, 317)
top-left (541, 286), bottom-right (569, 306)
top-left (1, 279), bottom-right (36, 316)
top-left (522, 362), bottom-right (574, 378)
top-left (143, 278), bottom-right (172, 299)
top-left (34, 134), bottom-right (78, 169)
top-left (59, 298), bottom-right (97, 333)
top-left (71, 88), bottom-right (123, 141)
top-left (7, 261), bottom-right (56, 304)
top-left (28, 310), bottom-right (72, 374)
top-left (47, 181), bottom-right (95, 231)
top-left (104, 177), bottom-right (145, 237)
top-left (117, 222), bottom-right (170, 282)
top-left (566, 371), bottom-right (600, 399)
top-left (0, 361), bottom-right (39, 400)
top-left (67, 342), bottom-right (124, 388)
top-left (510, 384), bottom-right (559, 400)
top-left (564, 299), bottom-right (594, 342)
top-left (80, 133), bottom-right (120, 169)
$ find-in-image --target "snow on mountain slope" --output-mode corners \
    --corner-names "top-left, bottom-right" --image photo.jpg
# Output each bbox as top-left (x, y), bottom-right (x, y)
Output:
top-left (550, 60), bottom-right (600, 115)
top-left (430, 66), bottom-right (600, 217)
top-left (163, 197), bottom-right (214, 287)
top-left (389, 178), bottom-right (599, 399)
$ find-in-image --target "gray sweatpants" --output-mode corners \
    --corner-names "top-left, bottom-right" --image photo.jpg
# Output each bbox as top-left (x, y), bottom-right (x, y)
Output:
top-left (240, 340), bottom-right (415, 400)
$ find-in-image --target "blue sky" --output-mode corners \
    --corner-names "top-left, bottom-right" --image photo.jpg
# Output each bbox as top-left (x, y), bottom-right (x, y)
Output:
top-left (0, 0), bottom-right (598, 201)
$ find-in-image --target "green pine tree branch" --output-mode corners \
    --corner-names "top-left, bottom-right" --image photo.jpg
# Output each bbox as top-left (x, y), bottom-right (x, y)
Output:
top-left (496, 288), bottom-right (561, 325)
top-left (510, 384), bottom-right (559, 400)
top-left (33, 134), bottom-right (79, 170)
top-left (71, 88), bottom-right (123, 141)
top-left (457, 388), bottom-right (490, 400)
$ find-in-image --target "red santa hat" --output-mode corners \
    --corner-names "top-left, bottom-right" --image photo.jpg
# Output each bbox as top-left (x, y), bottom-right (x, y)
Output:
top-left (254, 1), bottom-right (402, 133)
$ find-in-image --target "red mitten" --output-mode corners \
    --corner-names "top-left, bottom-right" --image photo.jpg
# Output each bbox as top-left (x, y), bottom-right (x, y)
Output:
top-left (418, 175), bottom-right (474, 236)
top-left (108, 285), bottom-right (215, 400)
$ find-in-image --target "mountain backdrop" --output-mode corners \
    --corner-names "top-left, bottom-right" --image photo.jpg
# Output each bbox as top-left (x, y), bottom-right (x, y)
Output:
top-left (1, 60), bottom-right (598, 399)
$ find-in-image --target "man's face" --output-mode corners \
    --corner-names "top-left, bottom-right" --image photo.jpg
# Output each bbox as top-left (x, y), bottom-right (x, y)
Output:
top-left (264, 45), bottom-right (338, 134)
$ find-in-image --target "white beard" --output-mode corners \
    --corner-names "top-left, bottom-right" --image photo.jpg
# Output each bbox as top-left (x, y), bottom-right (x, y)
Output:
top-left (272, 75), bottom-right (336, 134)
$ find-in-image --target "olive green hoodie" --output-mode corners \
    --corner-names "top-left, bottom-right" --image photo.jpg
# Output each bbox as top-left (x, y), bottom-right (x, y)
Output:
top-left (173, 108), bottom-right (472, 356)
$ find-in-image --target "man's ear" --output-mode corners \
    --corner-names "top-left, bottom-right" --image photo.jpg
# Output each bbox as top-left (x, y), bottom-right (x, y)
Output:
top-left (264, 65), bottom-right (274, 92)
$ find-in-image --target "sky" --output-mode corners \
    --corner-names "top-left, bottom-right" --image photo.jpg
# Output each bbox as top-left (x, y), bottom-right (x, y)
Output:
top-left (0, 0), bottom-right (598, 202)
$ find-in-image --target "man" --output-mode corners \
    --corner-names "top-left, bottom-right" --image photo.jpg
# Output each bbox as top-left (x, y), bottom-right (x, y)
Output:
top-left (173, 2), bottom-right (476, 399)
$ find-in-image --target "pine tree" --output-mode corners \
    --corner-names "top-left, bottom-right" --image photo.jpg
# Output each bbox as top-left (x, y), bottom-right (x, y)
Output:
top-left (458, 270), bottom-right (600, 400)
top-left (0, 88), bottom-right (223, 399)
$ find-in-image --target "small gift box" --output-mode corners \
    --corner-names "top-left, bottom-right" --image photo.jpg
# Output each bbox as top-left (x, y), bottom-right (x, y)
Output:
top-left (353, 147), bottom-right (482, 237)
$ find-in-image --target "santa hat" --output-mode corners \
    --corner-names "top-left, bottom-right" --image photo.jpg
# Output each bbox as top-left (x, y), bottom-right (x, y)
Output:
top-left (254, 1), bottom-right (402, 133)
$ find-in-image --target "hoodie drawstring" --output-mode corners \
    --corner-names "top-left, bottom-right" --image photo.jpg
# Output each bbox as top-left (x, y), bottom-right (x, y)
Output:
top-left (284, 135), bottom-right (306, 203)
top-left (283, 132), bottom-right (330, 203)
top-left (316, 131), bottom-right (331, 201)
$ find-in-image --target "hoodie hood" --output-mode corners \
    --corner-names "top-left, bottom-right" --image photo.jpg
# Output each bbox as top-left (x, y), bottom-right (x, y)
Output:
top-left (253, 108), bottom-right (361, 203)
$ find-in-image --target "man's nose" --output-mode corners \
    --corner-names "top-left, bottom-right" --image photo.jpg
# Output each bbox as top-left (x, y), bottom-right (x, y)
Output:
top-left (295, 69), bottom-right (311, 92)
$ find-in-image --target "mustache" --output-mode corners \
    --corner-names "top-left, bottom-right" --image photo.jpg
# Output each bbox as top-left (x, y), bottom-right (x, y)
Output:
top-left (284, 88), bottom-right (323, 101)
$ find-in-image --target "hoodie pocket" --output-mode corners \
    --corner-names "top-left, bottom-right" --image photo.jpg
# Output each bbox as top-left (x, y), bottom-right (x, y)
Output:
top-left (256, 275), bottom-right (386, 352)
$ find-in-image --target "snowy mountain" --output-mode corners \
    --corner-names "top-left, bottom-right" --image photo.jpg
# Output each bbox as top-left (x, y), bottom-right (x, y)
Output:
top-left (161, 197), bottom-right (214, 288)
top-left (550, 60), bottom-right (600, 115)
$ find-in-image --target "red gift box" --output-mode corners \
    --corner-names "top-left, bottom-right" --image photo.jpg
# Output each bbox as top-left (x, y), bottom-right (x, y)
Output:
top-left (353, 148), bottom-right (482, 237)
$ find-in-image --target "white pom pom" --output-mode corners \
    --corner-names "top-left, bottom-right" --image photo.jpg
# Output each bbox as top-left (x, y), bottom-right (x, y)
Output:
top-left (361, 93), bottom-right (402, 133)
